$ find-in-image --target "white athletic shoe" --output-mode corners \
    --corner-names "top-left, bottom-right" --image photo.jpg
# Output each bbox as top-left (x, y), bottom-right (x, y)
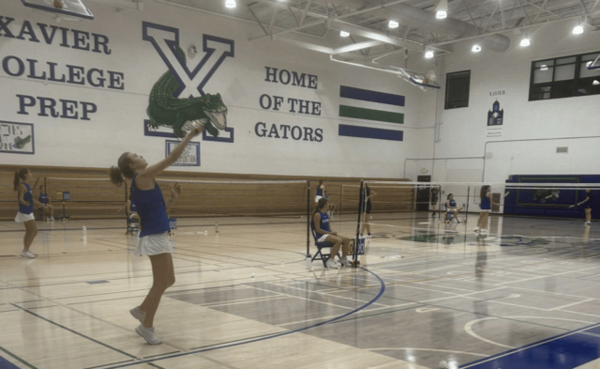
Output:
top-left (135, 325), bottom-right (162, 345)
top-left (50, 217), bottom-right (55, 221)
top-left (20, 250), bottom-right (36, 259)
top-left (339, 257), bottom-right (352, 267)
top-left (130, 306), bottom-right (146, 325)
top-left (481, 229), bottom-right (489, 234)
top-left (474, 227), bottom-right (480, 233)
top-left (326, 259), bottom-right (340, 269)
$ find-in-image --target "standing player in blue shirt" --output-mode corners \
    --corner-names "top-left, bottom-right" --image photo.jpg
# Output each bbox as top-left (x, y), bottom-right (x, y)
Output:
top-left (109, 126), bottom-right (202, 345)
top-left (38, 185), bottom-right (55, 221)
top-left (14, 168), bottom-right (40, 258)
top-left (475, 185), bottom-right (499, 234)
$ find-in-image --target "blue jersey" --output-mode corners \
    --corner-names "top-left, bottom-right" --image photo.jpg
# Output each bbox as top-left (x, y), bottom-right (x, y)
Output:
top-left (39, 193), bottom-right (49, 205)
top-left (585, 191), bottom-right (593, 208)
top-left (446, 199), bottom-right (456, 210)
top-left (316, 187), bottom-right (324, 197)
top-left (130, 201), bottom-right (137, 212)
top-left (316, 211), bottom-right (331, 237)
top-left (130, 175), bottom-right (170, 238)
top-left (18, 183), bottom-right (33, 215)
top-left (481, 191), bottom-right (491, 210)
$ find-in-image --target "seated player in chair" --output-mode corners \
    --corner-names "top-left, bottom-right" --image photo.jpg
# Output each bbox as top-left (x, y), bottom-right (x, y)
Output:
top-left (312, 198), bottom-right (353, 269)
top-left (38, 185), bottom-right (55, 221)
top-left (444, 193), bottom-right (463, 224)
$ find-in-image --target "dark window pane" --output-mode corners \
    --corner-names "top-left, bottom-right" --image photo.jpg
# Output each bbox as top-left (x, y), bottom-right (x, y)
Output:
top-left (530, 85), bottom-right (552, 100)
top-left (577, 77), bottom-right (600, 96)
top-left (445, 71), bottom-right (470, 109)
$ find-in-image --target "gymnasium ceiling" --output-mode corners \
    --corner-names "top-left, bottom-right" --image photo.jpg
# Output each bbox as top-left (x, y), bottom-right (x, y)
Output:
top-left (150, 0), bottom-right (600, 57)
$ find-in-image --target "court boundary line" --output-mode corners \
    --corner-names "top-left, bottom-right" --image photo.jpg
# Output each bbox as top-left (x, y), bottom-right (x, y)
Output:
top-left (10, 303), bottom-right (166, 369)
top-left (0, 345), bottom-right (36, 369)
top-left (101, 267), bottom-right (386, 369)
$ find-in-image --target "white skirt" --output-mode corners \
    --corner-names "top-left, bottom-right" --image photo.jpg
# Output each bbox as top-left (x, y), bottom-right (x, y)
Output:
top-left (15, 212), bottom-right (35, 223)
top-left (315, 195), bottom-right (323, 203)
top-left (135, 232), bottom-right (172, 257)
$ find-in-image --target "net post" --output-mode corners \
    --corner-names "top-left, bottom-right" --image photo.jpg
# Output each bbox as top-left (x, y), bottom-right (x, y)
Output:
top-left (306, 180), bottom-right (311, 259)
top-left (353, 180), bottom-right (365, 268)
top-left (339, 184), bottom-right (343, 229)
top-left (466, 186), bottom-right (470, 224)
top-left (124, 181), bottom-right (129, 232)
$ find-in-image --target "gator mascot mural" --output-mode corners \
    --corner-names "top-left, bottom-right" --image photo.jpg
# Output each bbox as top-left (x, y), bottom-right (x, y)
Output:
top-left (146, 46), bottom-right (228, 138)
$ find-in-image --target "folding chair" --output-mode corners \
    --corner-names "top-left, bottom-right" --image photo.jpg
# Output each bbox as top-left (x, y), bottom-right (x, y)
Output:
top-left (126, 218), bottom-right (139, 235)
top-left (310, 222), bottom-right (339, 267)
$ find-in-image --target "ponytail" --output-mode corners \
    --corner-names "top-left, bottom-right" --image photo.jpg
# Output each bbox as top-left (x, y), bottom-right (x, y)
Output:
top-left (109, 152), bottom-right (134, 187)
top-left (13, 168), bottom-right (29, 191)
top-left (311, 198), bottom-right (329, 221)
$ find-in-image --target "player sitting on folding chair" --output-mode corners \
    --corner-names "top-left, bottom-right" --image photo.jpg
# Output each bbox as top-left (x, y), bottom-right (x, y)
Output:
top-left (312, 198), bottom-right (353, 269)
top-left (444, 193), bottom-right (463, 224)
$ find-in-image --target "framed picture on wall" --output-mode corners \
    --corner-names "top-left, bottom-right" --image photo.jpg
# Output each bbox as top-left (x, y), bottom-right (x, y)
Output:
top-left (0, 121), bottom-right (35, 155)
top-left (165, 140), bottom-right (200, 166)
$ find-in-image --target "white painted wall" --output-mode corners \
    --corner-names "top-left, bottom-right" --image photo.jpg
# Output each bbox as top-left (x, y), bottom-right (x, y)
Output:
top-left (0, 0), bottom-right (436, 179)
top-left (434, 21), bottom-right (600, 186)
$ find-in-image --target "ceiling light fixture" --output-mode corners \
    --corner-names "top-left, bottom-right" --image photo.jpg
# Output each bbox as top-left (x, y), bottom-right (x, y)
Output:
top-left (389, 20), bottom-right (399, 29)
top-left (436, 0), bottom-right (448, 19)
top-left (225, 0), bottom-right (236, 9)
top-left (425, 50), bottom-right (434, 59)
top-left (520, 38), bottom-right (531, 47)
top-left (593, 80), bottom-right (600, 86)
top-left (472, 45), bottom-right (481, 53)
top-left (340, 31), bottom-right (350, 37)
top-left (540, 64), bottom-right (548, 71)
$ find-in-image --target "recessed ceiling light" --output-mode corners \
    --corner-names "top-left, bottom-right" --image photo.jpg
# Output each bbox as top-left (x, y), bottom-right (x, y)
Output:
top-left (472, 45), bottom-right (481, 53)
top-left (425, 50), bottom-right (434, 59)
top-left (573, 25), bottom-right (584, 35)
top-left (520, 38), bottom-right (531, 47)
top-left (436, 10), bottom-right (447, 19)
top-left (340, 31), bottom-right (350, 37)
top-left (389, 20), bottom-right (399, 29)
top-left (225, 0), bottom-right (236, 9)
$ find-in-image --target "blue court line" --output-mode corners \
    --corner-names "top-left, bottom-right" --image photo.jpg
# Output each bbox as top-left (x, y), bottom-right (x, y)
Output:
top-left (460, 322), bottom-right (600, 369)
top-left (103, 267), bottom-right (386, 369)
top-left (0, 346), bottom-right (36, 369)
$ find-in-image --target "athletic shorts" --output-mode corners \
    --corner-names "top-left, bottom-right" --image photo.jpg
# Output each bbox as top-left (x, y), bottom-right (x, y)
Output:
top-left (480, 208), bottom-right (491, 213)
top-left (315, 195), bottom-right (322, 203)
top-left (14, 212), bottom-right (35, 223)
top-left (317, 234), bottom-right (329, 243)
top-left (135, 232), bottom-right (172, 257)
top-left (362, 203), bottom-right (372, 214)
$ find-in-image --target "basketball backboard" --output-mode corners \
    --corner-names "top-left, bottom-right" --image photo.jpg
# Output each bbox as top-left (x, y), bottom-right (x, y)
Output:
top-left (21, 0), bottom-right (94, 20)
top-left (589, 55), bottom-right (600, 70)
top-left (397, 68), bottom-right (441, 91)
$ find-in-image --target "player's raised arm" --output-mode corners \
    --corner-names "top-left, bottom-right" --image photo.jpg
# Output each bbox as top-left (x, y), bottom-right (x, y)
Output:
top-left (140, 127), bottom-right (203, 180)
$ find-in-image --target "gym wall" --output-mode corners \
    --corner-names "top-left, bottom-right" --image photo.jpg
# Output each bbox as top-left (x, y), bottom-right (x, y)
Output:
top-left (0, 0), bottom-right (436, 179)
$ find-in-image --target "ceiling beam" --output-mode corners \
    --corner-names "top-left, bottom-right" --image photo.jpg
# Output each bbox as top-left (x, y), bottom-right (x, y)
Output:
top-left (299, 0), bottom-right (314, 26)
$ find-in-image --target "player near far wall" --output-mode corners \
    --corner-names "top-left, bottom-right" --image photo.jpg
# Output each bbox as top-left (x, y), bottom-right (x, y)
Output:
top-left (360, 184), bottom-right (377, 237)
top-left (38, 185), bottom-right (55, 221)
top-left (14, 168), bottom-right (41, 258)
top-left (475, 185), bottom-right (499, 234)
top-left (579, 189), bottom-right (593, 227)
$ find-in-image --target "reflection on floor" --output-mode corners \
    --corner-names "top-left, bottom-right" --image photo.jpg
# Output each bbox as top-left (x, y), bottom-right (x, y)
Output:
top-left (1, 213), bottom-right (600, 368)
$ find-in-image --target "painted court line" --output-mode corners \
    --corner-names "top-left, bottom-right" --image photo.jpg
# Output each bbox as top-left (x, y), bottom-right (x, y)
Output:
top-left (101, 267), bottom-right (386, 369)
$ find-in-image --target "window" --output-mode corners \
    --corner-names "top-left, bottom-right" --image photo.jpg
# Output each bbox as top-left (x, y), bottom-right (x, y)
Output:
top-left (445, 70), bottom-right (471, 109)
top-left (529, 51), bottom-right (600, 101)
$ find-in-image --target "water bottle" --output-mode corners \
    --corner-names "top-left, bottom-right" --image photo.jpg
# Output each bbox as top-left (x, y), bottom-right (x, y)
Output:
top-left (82, 226), bottom-right (87, 236)
top-left (215, 222), bottom-right (219, 233)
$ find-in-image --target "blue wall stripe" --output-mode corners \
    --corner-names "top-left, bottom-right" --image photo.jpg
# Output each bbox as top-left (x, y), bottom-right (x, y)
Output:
top-left (340, 86), bottom-right (405, 106)
top-left (339, 124), bottom-right (403, 141)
